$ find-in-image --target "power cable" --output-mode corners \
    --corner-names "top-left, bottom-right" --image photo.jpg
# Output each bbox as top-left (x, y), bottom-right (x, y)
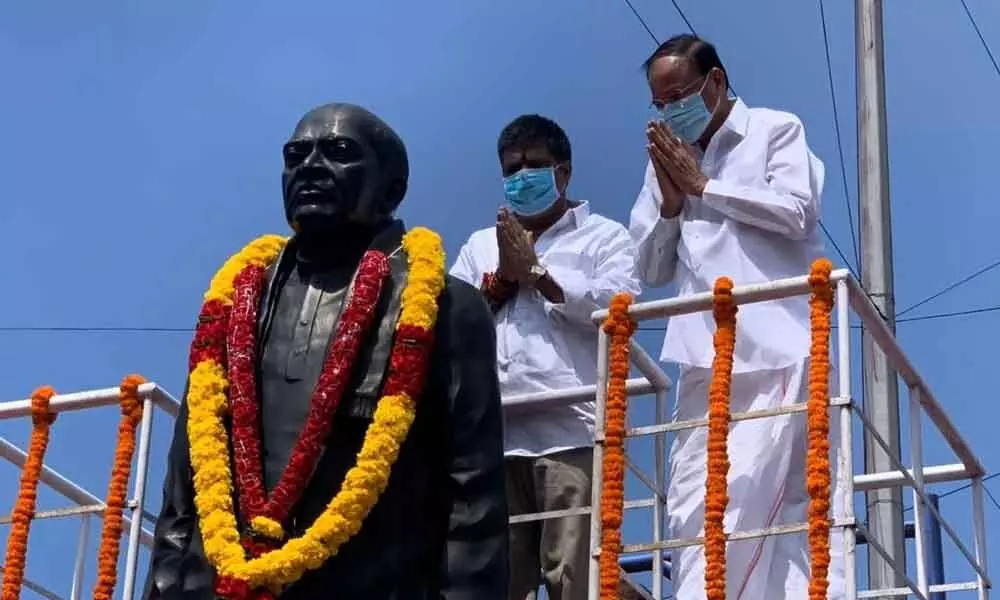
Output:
top-left (622, 0), bottom-right (659, 44)
top-left (902, 472), bottom-right (1000, 513)
top-left (817, 0), bottom-right (861, 272)
top-left (897, 258), bottom-right (1000, 317)
top-left (959, 0), bottom-right (1000, 79)
top-left (820, 222), bottom-right (861, 280)
top-left (667, 0), bottom-right (698, 37)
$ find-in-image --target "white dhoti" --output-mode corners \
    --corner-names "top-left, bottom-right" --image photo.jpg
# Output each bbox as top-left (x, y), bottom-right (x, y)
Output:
top-left (667, 359), bottom-right (847, 599)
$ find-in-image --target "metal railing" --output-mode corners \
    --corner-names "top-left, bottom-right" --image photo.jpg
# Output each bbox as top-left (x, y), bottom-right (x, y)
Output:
top-left (501, 269), bottom-right (991, 600)
top-left (0, 383), bottom-right (180, 600)
top-left (0, 269), bottom-right (990, 599)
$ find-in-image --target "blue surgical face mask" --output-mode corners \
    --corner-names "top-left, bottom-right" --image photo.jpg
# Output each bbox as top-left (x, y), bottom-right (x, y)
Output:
top-left (503, 167), bottom-right (561, 217)
top-left (659, 76), bottom-right (716, 144)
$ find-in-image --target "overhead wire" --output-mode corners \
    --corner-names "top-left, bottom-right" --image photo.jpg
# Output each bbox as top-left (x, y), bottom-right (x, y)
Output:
top-left (890, 3), bottom-right (1000, 317)
top-left (959, 0), bottom-right (1000, 79)
top-left (622, 0), bottom-right (659, 44)
top-left (902, 472), bottom-right (1000, 513)
top-left (897, 258), bottom-right (1000, 317)
top-left (817, 0), bottom-right (861, 272)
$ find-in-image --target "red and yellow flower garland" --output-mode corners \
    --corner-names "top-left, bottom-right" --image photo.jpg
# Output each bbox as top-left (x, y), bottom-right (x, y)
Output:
top-left (1, 386), bottom-right (57, 600)
top-left (227, 250), bottom-right (391, 545)
top-left (705, 277), bottom-right (737, 600)
top-left (807, 258), bottom-right (834, 600)
top-left (185, 228), bottom-right (445, 598)
top-left (91, 374), bottom-right (146, 600)
top-left (598, 293), bottom-right (636, 600)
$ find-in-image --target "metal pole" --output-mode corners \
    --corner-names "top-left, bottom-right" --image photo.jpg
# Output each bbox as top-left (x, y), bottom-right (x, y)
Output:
top-left (909, 387), bottom-right (928, 596)
top-left (588, 328), bottom-right (610, 600)
top-left (69, 514), bottom-right (91, 600)
top-left (856, 0), bottom-right (905, 591)
top-left (652, 388), bottom-right (667, 599)
top-left (970, 477), bottom-right (990, 600)
top-left (122, 397), bottom-right (155, 600)
top-left (837, 280), bottom-right (858, 600)
top-left (923, 494), bottom-right (945, 600)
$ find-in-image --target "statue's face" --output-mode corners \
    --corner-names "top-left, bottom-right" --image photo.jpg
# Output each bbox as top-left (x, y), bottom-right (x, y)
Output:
top-left (282, 104), bottom-right (407, 234)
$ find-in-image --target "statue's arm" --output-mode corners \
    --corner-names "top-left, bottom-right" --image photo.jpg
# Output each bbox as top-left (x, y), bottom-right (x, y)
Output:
top-left (438, 280), bottom-right (510, 600)
top-left (142, 385), bottom-right (210, 600)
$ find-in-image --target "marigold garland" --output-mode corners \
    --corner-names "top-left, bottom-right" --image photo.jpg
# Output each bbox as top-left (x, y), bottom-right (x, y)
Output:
top-left (705, 277), bottom-right (737, 600)
top-left (807, 258), bottom-right (834, 600)
top-left (227, 250), bottom-right (391, 542)
top-left (90, 374), bottom-right (145, 600)
top-left (1, 386), bottom-right (57, 600)
top-left (598, 293), bottom-right (636, 600)
top-left (186, 228), bottom-right (446, 598)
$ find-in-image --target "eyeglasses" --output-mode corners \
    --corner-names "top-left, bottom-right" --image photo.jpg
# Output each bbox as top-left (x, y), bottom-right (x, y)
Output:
top-left (649, 75), bottom-right (708, 111)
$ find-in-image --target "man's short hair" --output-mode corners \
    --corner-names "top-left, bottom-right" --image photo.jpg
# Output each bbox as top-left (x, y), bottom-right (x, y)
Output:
top-left (497, 114), bottom-right (572, 164)
top-left (642, 33), bottom-right (729, 86)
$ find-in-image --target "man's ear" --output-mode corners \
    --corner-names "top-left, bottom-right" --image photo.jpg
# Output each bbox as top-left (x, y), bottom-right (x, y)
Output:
top-left (556, 163), bottom-right (572, 195)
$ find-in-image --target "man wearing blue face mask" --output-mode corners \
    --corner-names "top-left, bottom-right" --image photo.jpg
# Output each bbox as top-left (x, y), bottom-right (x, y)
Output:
top-left (628, 34), bottom-right (846, 599)
top-left (450, 114), bottom-right (641, 600)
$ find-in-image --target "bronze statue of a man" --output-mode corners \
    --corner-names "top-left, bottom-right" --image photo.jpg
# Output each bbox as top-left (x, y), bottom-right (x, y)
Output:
top-left (143, 103), bottom-right (509, 600)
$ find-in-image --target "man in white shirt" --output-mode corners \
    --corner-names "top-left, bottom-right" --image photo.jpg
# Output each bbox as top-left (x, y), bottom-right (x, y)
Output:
top-left (450, 114), bottom-right (641, 600)
top-left (628, 34), bottom-right (845, 599)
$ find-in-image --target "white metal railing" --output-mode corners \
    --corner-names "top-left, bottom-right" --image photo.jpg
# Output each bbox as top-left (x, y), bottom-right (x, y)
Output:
top-left (0, 383), bottom-right (180, 600)
top-left (0, 270), bottom-right (989, 600)
top-left (500, 269), bottom-right (991, 600)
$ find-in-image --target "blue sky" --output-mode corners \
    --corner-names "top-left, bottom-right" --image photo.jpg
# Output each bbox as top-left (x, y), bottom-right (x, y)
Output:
top-left (0, 0), bottom-right (998, 597)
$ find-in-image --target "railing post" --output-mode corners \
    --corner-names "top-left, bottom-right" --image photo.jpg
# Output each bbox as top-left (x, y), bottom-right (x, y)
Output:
top-left (923, 493), bottom-right (945, 600)
top-left (837, 279), bottom-right (858, 600)
top-left (971, 477), bottom-right (990, 600)
top-left (652, 388), bottom-right (667, 600)
top-left (588, 327), bottom-right (610, 600)
top-left (69, 514), bottom-right (91, 600)
top-left (909, 386), bottom-right (929, 595)
top-left (122, 396), bottom-right (155, 600)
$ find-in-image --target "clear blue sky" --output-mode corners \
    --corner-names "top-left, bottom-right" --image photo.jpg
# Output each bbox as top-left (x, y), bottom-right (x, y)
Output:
top-left (0, 0), bottom-right (997, 596)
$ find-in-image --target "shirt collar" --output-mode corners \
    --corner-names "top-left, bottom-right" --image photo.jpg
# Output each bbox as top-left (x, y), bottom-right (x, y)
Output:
top-left (545, 200), bottom-right (590, 237)
top-left (720, 97), bottom-right (750, 138)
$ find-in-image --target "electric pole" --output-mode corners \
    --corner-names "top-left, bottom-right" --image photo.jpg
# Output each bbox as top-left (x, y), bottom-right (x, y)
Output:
top-left (856, 0), bottom-right (906, 593)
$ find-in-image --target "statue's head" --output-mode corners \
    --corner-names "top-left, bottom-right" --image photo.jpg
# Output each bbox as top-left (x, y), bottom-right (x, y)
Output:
top-left (282, 103), bottom-right (409, 235)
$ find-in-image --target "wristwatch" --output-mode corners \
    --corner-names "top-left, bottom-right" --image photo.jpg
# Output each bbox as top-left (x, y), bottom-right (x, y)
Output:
top-left (526, 264), bottom-right (547, 286)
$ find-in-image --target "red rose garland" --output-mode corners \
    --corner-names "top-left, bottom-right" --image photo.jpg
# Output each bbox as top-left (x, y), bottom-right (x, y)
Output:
top-left (227, 250), bottom-right (391, 539)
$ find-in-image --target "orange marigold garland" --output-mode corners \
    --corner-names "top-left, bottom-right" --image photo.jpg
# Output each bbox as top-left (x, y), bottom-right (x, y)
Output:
top-left (598, 293), bottom-right (637, 600)
top-left (1, 386), bottom-right (57, 600)
top-left (807, 258), bottom-right (834, 600)
top-left (92, 374), bottom-right (146, 600)
top-left (705, 277), bottom-right (737, 600)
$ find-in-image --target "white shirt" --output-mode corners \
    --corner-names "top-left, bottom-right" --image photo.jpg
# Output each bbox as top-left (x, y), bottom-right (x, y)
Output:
top-left (450, 201), bottom-right (642, 456)
top-left (629, 98), bottom-right (826, 374)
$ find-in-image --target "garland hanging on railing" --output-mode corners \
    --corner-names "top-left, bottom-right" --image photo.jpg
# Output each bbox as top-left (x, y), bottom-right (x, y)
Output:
top-left (705, 277), bottom-right (737, 600)
top-left (598, 292), bottom-right (636, 600)
top-left (91, 374), bottom-right (146, 600)
top-left (1, 386), bottom-right (57, 600)
top-left (807, 258), bottom-right (834, 600)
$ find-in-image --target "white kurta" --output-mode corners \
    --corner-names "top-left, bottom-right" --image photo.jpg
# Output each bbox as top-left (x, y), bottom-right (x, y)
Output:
top-left (451, 201), bottom-right (642, 457)
top-left (629, 99), bottom-right (845, 598)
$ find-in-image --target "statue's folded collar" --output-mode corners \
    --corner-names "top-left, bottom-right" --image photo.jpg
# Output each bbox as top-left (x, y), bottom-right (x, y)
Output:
top-left (259, 219), bottom-right (411, 420)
